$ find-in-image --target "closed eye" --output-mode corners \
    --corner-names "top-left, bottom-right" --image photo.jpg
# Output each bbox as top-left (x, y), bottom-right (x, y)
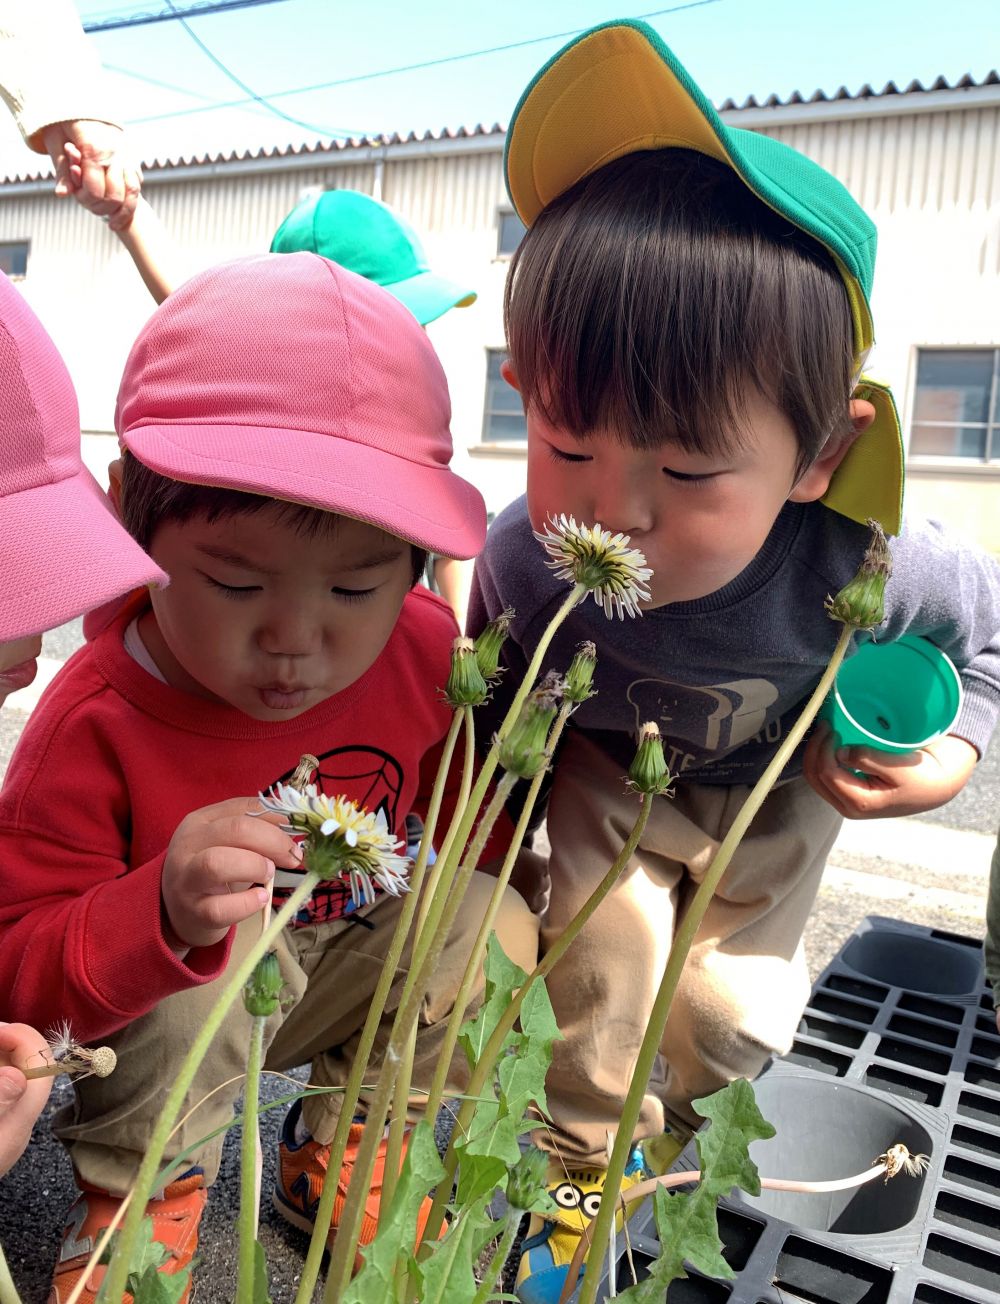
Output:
top-left (332, 587), bottom-right (376, 603)
top-left (202, 574), bottom-right (262, 599)
top-left (662, 468), bottom-right (718, 483)
top-left (546, 445), bottom-right (591, 464)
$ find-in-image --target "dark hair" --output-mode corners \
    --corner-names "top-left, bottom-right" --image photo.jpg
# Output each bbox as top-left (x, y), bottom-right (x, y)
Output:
top-left (118, 451), bottom-right (428, 585)
top-left (504, 149), bottom-right (855, 470)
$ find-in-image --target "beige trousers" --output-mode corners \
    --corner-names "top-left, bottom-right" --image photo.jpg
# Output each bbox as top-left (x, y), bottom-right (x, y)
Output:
top-left (539, 733), bottom-right (841, 1167)
top-left (55, 872), bottom-right (539, 1193)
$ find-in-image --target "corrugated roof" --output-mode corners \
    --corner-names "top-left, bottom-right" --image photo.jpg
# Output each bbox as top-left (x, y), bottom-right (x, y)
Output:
top-left (3, 69), bottom-right (998, 183)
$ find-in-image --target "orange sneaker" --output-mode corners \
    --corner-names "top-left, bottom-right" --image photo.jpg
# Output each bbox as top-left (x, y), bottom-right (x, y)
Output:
top-left (48, 1171), bottom-right (206, 1304)
top-left (273, 1099), bottom-right (443, 1260)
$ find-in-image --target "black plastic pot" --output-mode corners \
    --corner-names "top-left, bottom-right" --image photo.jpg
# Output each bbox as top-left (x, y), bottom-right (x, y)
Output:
top-left (582, 916), bottom-right (999, 1303)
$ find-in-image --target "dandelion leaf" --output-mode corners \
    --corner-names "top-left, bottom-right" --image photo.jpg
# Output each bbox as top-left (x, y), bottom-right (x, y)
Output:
top-left (459, 933), bottom-right (525, 1070)
top-left (342, 1121), bottom-right (444, 1304)
top-left (617, 1079), bottom-right (775, 1301)
top-left (128, 1264), bottom-right (190, 1304)
top-left (252, 1240), bottom-right (272, 1304)
top-left (498, 975), bottom-right (561, 1121)
top-left (415, 1192), bottom-right (498, 1304)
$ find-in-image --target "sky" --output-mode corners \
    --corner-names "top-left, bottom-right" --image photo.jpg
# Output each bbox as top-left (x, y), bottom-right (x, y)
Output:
top-left (1, 0), bottom-right (998, 173)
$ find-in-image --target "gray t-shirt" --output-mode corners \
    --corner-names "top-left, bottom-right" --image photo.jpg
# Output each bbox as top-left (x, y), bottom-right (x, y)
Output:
top-left (469, 498), bottom-right (1000, 786)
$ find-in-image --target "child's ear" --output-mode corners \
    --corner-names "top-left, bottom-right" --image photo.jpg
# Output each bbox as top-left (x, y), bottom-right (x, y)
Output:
top-left (499, 359), bottom-right (521, 392)
top-left (788, 398), bottom-right (877, 504)
top-left (107, 457), bottom-right (124, 515)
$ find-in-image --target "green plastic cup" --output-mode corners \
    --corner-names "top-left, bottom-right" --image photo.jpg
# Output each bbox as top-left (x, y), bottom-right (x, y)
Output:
top-left (821, 635), bottom-right (962, 753)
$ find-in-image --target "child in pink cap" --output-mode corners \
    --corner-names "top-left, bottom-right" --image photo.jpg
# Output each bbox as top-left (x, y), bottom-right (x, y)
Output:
top-left (0, 271), bottom-right (165, 1180)
top-left (0, 252), bottom-right (538, 1302)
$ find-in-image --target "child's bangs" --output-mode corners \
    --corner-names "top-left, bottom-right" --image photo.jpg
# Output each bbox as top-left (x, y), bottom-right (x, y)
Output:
top-left (504, 149), bottom-right (854, 463)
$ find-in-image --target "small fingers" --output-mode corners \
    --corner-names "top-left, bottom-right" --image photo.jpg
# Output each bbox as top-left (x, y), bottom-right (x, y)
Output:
top-left (196, 884), bottom-right (271, 933)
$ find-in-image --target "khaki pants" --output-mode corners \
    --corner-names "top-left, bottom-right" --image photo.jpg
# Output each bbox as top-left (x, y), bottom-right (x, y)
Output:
top-left (55, 872), bottom-right (539, 1193)
top-left (539, 733), bottom-right (841, 1167)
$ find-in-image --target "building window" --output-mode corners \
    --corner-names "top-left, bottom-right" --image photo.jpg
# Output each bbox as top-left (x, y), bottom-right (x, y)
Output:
top-left (910, 348), bottom-right (1000, 461)
top-left (0, 241), bottom-right (29, 278)
top-left (482, 350), bottom-right (527, 443)
top-left (496, 209), bottom-right (526, 258)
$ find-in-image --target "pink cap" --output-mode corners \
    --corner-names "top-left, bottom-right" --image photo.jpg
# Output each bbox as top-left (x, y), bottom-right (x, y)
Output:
top-left (116, 253), bottom-right (487, 559)
top-left (0, 275), bottom-right (166, 642)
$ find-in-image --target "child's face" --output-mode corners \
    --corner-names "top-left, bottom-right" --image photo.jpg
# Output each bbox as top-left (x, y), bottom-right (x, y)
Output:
top-left (523, 386), bottom-right (846, 608)
top-left (139, 506), bottom-right (415, 720)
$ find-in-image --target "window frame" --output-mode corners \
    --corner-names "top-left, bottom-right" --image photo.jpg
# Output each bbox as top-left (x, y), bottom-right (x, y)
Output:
top-left (0, 239), bottom-right (30, 280)
top-left (480, 347), bottom-right (528, 447)
top-left (907, 345), bottom-right (1000, 466)
top-left (495, 207), bottom-right (526, 259)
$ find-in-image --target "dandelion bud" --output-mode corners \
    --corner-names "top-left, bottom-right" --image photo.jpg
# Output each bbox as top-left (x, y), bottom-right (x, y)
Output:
top-left (445, 636), bottom-right (489, 707)
top-left (243, 949), bottom-right (283, 1017)
top-left (564, 641), bottom-right (597, 704)
top-left (474, 608), bottom-right (514, 680)
top-left (628, 722), bottom-right (672, 795)
top-left (825, 519), bottom-right (892, 631)
top-left (498, 687), bottom-right (560, 779)
top-left (506, 1145), bottom-right (551, 1213)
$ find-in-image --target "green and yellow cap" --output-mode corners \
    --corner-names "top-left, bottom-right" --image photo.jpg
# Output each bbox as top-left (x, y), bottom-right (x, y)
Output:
top-left (504, 19), bottom-right (904, 534)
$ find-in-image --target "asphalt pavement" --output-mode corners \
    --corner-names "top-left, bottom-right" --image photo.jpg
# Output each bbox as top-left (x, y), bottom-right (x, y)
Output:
top-left (0, 620), bottom-right (996, 1302)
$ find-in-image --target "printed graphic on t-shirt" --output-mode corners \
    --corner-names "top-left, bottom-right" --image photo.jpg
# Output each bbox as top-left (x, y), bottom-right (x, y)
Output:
top-left (269, 745), bottom-right (404, 927)
top-left (627, 675), bottom-right (781, 775)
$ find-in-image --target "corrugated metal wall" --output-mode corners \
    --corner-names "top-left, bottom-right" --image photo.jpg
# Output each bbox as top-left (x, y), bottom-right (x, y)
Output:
top-left (1, 99), bottom-right (998, 537)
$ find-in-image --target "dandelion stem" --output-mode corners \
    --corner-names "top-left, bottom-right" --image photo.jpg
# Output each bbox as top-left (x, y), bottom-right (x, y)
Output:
top-left (470, 1206), bottom-right (522, 1304)
top-left (293, 708), bottom-right (466, 1304)
top-left (98, 870), bottom-right (320, 1304)
top-left (0, 1241), bottom-right (24, 1304)
top-left (383, 707), bottom-right (477, 1221)
top-left (236, 1015), bottom-right (266, 1303)
top-left (422, 791), bottom-right (655, 1253)
top-left (423, 698), bottom-right (574, 1124)
top-left (576, 623), bottom-right (854, 1304)
top-left (323, 770), bottom-right (519, 1303)
top-left (561, 1154), bottom-right (893, 1303)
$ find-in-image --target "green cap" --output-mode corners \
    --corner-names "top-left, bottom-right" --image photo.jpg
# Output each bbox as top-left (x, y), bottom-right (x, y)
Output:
top-left (504, 20), bottom-right (904, 534)
top-left (270, 189), bottom-right (477, 326)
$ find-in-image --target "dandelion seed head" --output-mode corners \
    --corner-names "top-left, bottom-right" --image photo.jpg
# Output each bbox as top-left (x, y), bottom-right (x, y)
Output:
top-left (533, 515), bottom-right (653, 620)
top-left (89, 1046), bottom-right (117, 1078)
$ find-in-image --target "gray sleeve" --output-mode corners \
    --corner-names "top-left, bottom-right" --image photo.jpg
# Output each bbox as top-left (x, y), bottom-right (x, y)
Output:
top-left (986, 829), bottom-right (1000, 1005)
top-left (883, 519), bottom-right (1000, 758)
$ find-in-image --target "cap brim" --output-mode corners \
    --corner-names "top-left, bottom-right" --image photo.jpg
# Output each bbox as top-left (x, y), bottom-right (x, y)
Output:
top-left (389, 271), bottom-right (477, 326)
top-left (0, 466), bottom-right (167, 641)
top-left (504, 20), bottom-right (874, 358)
top-left (125, 423), bottom-right (487, 560)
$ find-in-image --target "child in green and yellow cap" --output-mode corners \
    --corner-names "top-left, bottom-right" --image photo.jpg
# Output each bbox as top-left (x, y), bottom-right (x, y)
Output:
top-left (468, 20), bottom-right (1000, 1301)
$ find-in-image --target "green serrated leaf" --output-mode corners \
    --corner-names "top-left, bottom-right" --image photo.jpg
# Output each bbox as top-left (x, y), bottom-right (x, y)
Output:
top-left (455, 1146), bottom-right (509, 1208)
top-left (692, 1078), bottom-right (776, 1200)
top-left (129, 1263), bottom-right (191, 1304)
top-left (342, 1121), bottom-right (444, 1304)
top-left (459, 935), bottom-right (526, 1071)
top-left (252, 1239), bottom-right (272, 1304)
top-left (118, 1218), bottom-right (169, 1282)
top-left (458, 1095), bottom-right (522, 1169)
top-left (616, 1079), bottom-right (775, 1301)
top-left (415, 1193), bottom-right (499, 1304)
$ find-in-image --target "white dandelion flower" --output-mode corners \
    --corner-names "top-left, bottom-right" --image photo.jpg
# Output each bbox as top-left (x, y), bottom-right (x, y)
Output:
top-left (257, 786), bottom-right (411, 905)
top-left (533, 514), bottom-right (653, 620)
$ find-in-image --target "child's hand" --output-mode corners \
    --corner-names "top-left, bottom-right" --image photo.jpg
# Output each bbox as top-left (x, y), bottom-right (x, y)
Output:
top-left (804, 723), bottom-right (978, 820)
top-left (161, 797), bottom-right (303, 950)
top-left (0, 1022), bottom-right (52, 1178)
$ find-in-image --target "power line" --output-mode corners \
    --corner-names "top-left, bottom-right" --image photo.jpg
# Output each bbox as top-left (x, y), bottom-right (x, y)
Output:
top-left (128, 0), bottom-right (722, 126)
top-left (82, 0), bottom-right (287, 32)
top-left (162, 0), bottom-right (366, 136)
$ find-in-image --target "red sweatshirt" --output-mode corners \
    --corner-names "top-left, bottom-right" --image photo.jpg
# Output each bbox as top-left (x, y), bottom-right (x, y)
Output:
top-left (0, 587), bottom-right (484, 1043)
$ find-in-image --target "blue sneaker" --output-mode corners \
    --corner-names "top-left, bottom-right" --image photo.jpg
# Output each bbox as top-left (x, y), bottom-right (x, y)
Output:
top-left (515, 1146), bottom-right (650, 1303)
